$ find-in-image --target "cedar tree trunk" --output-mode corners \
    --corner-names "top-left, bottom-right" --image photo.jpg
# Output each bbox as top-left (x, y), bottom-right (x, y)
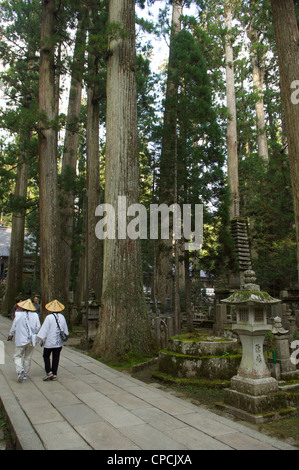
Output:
top-left (271, 0), bottom-right (299, 283)
top-left (92, 0), bottom-right (152, 361)
top-left (38, 0), bottom-right (63, 318)
top-left (224, 1), bottom-right (239, 220)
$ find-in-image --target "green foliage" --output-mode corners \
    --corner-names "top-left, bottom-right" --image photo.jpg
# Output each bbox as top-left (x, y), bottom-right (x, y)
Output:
top-left (239, 150), bottom-right (297, 293)
top-left (169, 28), bottom-right (231, 276)
top-left (0, 0), bottom-right (298, 358)
top-left (160, 27), bottom-right (226, 209)
top-left (106, 21), bottom-right (129, 42)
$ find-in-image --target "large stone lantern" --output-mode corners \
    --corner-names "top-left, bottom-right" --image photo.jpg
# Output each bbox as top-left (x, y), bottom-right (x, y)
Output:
top-left (220, 270), bottom-right (295, 422)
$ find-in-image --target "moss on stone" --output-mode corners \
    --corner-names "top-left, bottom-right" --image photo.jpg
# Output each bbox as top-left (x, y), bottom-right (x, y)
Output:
top-left (170, 332), bottom-right (233, 343)
top-left (158, 350), bottom-right (241, 380)
top-left (159, 349), bottom-right (241, 361)
top-left (222, 290), bottom-right (280, 304)
top-left (152, 370), bottom-right (230, 389)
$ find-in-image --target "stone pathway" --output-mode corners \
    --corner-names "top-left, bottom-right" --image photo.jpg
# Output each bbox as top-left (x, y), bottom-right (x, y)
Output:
top-left (0, 315), bottom-right (297, 451)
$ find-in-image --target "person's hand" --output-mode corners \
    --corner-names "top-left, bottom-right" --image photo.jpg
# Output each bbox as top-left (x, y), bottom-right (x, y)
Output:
top-left (7, 335), bottom-right (13, 341)
top-left (40, 340), bottom-right (44, 347)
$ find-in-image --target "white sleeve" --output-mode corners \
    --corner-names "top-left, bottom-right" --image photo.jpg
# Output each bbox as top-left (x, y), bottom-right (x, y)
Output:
top-left (61, 316), bottom-right (69, 335)
top-left (35, 316), bottom-right (41, 334)
top-left (31, 313), bottom-right (41, 334)
top-left (9, 317), bottom-right (17, 336)
top-left (38, 317), bottom-right (50, 340)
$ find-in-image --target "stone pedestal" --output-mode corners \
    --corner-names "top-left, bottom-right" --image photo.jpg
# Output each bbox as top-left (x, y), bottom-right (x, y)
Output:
top-left (223, 322), bottom-right (280, 422)
top-left (158, 335), bottom-right (240, 381)
top-left (234, 328), bottom-right (274, 379)
top-left (223, 376), bottom-right (290, 423)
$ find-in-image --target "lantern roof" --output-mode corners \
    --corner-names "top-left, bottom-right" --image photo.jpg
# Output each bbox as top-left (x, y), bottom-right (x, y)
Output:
top-left (221, 269), bottom-right (281, 305)
top-left (221, 290), bottom-right (281, 305)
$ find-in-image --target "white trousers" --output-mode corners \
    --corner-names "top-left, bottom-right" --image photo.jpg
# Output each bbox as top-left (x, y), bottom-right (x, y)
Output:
top-left (14, 344), bottom-right (34, 374)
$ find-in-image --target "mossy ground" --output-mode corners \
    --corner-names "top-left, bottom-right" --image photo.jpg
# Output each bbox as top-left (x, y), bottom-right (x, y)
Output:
top-left (0, 406), bottom-right (14, 450)
top-left (258, 412), bottom-right (299, 446)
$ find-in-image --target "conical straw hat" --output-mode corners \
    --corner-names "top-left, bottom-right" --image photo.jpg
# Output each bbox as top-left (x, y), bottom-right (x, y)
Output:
top-left (45, 299), bottom-right (65, 312)
top-left (17, 299), bottom-right (36, 312)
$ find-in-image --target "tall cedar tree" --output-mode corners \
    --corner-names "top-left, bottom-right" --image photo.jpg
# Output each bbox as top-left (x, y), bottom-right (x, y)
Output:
top-left (60, 15), bottom-right (87, 296)
top-left (224, 0), bottom-right (239, 220)
top-left (85, 5), bottom-right (104, 301)
top-left (92, 0), bottom-right (153, 362)
top-left (0, 0), bottom-right (39, 314)
top-left (38, 0), bottom-right (63, 317)
top-left (155, 0), bottom-right (183, 317)
top-left (270, 0), bottom-right (299, 284)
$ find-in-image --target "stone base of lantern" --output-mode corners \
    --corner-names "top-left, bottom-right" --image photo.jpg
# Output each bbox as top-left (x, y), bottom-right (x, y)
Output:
top-left (217, 400), bottom-right (296, 424)
top-left (230, 375), bottom-right (278, 395)
top-left (220, 375), bottom-right (296, 423)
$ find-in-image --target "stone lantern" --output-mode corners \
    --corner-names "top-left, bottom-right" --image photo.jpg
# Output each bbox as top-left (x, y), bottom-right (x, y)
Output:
top-left (220, 270), bottom-right (295, 422)
top-left (82, 289), bottom-right (100, 341)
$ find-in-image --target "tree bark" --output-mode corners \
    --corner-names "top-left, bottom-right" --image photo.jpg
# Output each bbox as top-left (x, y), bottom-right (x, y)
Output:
top-left (92, 0), bottom-right (152, 361)
top-left (38, 0), bottom-right (63, 318)
top-left (249, 23), bottom-right (269, 163)
top-left (224, 1), bottom-right (239, 220)
top-left (1, 134), bottom-right (29, 315)
top-left (270, 0), bottom-right (299, 284)
top-left (155, 0), bottom-right (183, 312)
top-left (85, 8), bottom-right (102, 301)
top-left (60, 19), bottom-right (86, 297)
top-left (184, 250), bottom-right (193, 332)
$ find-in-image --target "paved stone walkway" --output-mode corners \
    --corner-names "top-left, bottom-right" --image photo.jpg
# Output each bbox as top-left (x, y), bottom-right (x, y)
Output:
top-left (0, 315), bottom-right (297, 451)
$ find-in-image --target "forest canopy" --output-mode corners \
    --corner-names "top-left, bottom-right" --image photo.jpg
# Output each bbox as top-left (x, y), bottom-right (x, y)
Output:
top-left (0, 0), bottom-right (298, 360)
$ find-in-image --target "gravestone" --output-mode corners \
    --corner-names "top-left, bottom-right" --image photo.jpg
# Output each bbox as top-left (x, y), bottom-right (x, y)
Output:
top-left (284, 306), bottom-right (297, 340)
top-left (82, 290), bottom-right (100, 339)
top-left (213, 304), bottom-right (228, 336)
top-left (272, 316), bottom-right (299, 380)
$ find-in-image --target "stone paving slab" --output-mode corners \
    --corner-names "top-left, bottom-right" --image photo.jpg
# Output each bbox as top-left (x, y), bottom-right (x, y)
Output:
top-left (163, 426), bottom-right (232, 450)
top-left (0, 315), bottom-right (297, 451)
top-left (35, 420), bottom-right (92, 450)
top-left (74, 421), bottom-right (141, 450)
top-left (216, 431), bottom-right (279, 451)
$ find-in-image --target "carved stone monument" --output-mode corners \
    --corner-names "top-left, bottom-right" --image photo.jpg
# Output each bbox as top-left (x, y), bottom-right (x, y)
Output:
top-left (272, 316), bottom-right (299, 380)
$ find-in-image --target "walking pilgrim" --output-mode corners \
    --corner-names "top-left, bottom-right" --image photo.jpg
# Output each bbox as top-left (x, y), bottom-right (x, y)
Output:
top-left (8, 299), bottom-right (41, 382)
top-left (38, 300), bottom-right (69, 381)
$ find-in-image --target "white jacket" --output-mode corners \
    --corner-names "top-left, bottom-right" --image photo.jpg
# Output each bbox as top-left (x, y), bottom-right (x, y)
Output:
top-left (38, 313), bottom-right (69, 348)
top-left (10, 310), bottom-right (41, 347)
